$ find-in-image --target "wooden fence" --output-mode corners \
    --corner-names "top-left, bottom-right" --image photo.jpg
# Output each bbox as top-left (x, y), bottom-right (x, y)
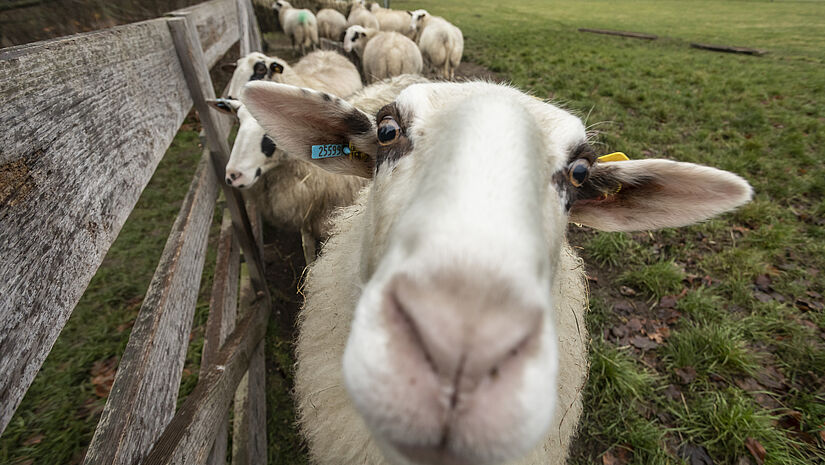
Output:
top-left (0, 0), bottom-right (271, 462)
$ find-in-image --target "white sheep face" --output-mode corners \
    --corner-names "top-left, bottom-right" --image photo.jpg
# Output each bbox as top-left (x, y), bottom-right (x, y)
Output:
top-left (208, 99), bottom-right (281, 188)
top-left (241, 80), bottom-right (752, 465)
top-left (343, 25), bottom-right (368, 53)
top-left (409, 9), bottom-right (428, 32)
top-left (226, 52), bottom-right (287, 100)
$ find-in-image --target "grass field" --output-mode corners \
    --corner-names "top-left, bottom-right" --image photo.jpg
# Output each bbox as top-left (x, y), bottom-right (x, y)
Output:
top-left (3, 0), bottom-right (825, 464)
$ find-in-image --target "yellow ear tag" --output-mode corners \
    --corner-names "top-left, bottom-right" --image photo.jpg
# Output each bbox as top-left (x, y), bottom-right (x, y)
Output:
top-left (597, 152), bottom-right (630, 163)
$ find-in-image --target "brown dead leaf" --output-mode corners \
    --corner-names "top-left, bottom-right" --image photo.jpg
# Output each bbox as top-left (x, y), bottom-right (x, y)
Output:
top-left (754, 274), bottom-right (771, 292)
top-left (22, 434), bottom-right (44, 446)
top-left (678, 443), bottom-right (714, 465)
top-left (819, 429), bottom-right (825, 443)
top-left (627, 318), bottom-right (643, 333)
top-left (744, 437), bottom-right (766, 465)
top-left (90, 357), bottom-right (118, 398)
top-left (602, 450), bottom-right (619, 465)
top-left (630, 334), bottom-right (658, 350)
top-left (675, 366), bottom-right (697, 384)
top-left (613, 300), bottom-right (635, 313)
top-left (620, 285), bottom-right (637, 297)
top-left (659, 295), bottom-right (678, 309)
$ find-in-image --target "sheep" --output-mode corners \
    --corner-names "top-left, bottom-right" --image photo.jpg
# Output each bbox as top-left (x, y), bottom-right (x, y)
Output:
top-left (346, 0), bottom-right (379, 30)
top-left (316, 8), bottom-right (348, 41)
top-left (369, 3), bottom-right (415, 38)
top-left (273, 0), bottom-right (319, 55)
top-left (344, 26), bottom-right (423, 83)
top-left (207, 99), bottom-right (366, 264)
top-left (226, 51), bottom-right (362, 102)
top-left (217, 51), bottom-right (363, 262)
top-left (241, 79), bottom-right (753, 465)
top-left (410, 9), bottom-right (464, 80)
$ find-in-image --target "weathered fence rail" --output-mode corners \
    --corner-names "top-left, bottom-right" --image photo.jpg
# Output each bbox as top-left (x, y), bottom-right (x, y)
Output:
top-left (0, 0), bottom-right (269, 462)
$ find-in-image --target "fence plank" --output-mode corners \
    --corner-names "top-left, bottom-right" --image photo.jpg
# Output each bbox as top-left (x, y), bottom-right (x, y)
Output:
top-left (232, 272), bottom-right (267, 465)
top-left (168, 15), bottom-right (269, 298)
top-left (200, 209), bottom-right (240, 465)
top-left (83, 151), bottom-right (218, 464)
top-left (169, 0), bottom-right (240, 69)
top-left (0, 19), bottom-right (194, 435)
top-left (690, 42), bottom-right (766, 56)
top-left (143, 283), bottom-right (270, 465)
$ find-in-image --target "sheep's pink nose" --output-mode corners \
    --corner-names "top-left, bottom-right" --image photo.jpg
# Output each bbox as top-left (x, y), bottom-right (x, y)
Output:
top-left (385, 272), bottom-right (542, 391)
top-left (225, 169), bottom-right (247, 188)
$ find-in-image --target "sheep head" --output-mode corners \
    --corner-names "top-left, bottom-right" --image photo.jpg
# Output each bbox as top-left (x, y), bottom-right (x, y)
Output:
top-left (241, 80), bottom-right (752, 465)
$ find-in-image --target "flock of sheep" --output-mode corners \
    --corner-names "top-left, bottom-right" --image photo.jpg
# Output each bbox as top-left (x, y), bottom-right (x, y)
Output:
top-left (208, 2), bottom-right (754, 464)
top-left (274, 0), bottom-right (463, 81)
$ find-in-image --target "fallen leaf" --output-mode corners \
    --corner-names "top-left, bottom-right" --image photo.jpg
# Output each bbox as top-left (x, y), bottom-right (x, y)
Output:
top-left (736, 457), bottom-right (754, 465)
top-left (602, 450), bottom-right (618, 465)
top-left (630, 335), bottom-right (658, 350)
top-left (753, 291), bottom-right (772, 303)
top-left (819, 429), bottom-right (825, 443)
top-left (659, 295), bottom-right (678, 309)
top-left (90, 357), bottom-right (118, 398)
top-left (744, 437), bottom-right (766, 465)
top-left (678, 443), bottom-right (714, 465)
top-left (627, 318), bottom-right (643, 333)
top-left (613, 300), bottom-right (634, 313)
top-left (754, 275), bottom-right (771, 292)
top-left (620, 286), bottom-right (637, 297)
top-left (675, 366), bottom-right (697, 384)
top-left (664, 384), bottom-right (682, 401)
top-left (22, 434), bottom-right (44, 446)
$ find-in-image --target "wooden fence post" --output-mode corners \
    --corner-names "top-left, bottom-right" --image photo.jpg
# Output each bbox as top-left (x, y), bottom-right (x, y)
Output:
top-left (166, 14), bottom-right (269, 299)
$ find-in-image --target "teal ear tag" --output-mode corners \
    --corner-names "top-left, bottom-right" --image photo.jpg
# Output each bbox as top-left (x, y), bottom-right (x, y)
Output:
top-left (311, 142), bottom-right (368, 160)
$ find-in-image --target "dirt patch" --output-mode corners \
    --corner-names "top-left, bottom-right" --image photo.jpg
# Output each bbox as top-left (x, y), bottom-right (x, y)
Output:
top-left (454, 61), bottom-right (506, 83)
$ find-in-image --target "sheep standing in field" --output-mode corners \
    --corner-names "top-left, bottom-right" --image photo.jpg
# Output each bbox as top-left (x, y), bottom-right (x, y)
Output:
top-left (410, 9), bottom-right (463, 80)
top-left (218, 51), bottom-right (363, 262)
top-left (344, 25), bottom-right (423, 83)
top-left (346, 0), bottom-right (379, 30)
top-left (369, 3), bottom-right (415, 38)
top-left (273, 0), bottom-right (319, 55)
top-left (317, 8), bottom-right (348, 41)
top-left (241, 79), bottom-right (753, 464)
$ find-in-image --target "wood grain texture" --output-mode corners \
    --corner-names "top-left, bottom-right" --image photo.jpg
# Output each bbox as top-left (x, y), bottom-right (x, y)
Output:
top-left (578, 27), bottom-right (658, 40)
top-left (142, 283), bottom-right (270, 465)
top-left (83, 152), bottom-right (218, 465)
top-left (169, 0), bottom-right (240, 69)
top-left (0, 19), bottom-right (194, 436)
top-left (202, 210), bottom-right (240, 465)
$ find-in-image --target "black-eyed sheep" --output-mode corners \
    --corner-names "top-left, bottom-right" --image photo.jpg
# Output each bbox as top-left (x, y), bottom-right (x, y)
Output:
top-left (240, 80), bottom-right (753, 465)
top-left (344, 25), bottom-right (423, 83)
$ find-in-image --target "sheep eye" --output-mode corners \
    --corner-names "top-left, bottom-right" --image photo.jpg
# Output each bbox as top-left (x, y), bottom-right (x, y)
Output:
top-left (568, 159), bottom-right (590, 187)
top-left (270, 62), bottom-right (284, 74)
top-left (377, 116), bottom-right (401, 145)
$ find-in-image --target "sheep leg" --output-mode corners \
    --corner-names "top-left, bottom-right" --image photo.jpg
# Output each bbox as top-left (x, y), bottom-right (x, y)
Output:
top-left (301, 227), bottom-right (317, 265)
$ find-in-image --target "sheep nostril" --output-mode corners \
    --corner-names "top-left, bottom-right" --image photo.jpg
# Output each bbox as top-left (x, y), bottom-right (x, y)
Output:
top-left (225, 178), bottom-right (232, 185)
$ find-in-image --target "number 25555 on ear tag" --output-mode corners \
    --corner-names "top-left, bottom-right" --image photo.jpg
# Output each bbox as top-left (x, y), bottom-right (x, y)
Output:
top-left (312, 144), bottom-right (347, 159)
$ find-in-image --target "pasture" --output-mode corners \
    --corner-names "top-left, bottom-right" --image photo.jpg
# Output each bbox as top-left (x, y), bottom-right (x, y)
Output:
top-left (1, 0), bottom-right (824, 464)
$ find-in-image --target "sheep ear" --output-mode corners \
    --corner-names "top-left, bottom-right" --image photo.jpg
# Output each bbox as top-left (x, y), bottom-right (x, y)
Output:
top-left (568, 159), bottom-right (752, 231)
top-left (206, 98), bottom-right (241, 115)
top-left (241, 81), bottom-right (377, 178)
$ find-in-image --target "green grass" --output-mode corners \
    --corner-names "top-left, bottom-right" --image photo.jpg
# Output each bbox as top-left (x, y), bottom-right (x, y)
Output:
top-left (620, 260), bottom-right (685, 300)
